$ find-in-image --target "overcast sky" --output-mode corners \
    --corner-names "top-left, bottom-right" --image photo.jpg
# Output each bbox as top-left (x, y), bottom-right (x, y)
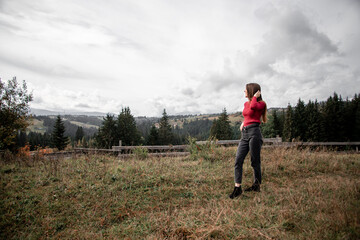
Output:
top-left (1, 0), bottom-right (359, 117)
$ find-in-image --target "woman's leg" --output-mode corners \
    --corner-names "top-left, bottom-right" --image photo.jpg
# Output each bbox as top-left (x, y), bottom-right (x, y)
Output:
top-left (230, 139), bottom-right (249, 198)
top-left (234, 138), bottom-right (249, 185)
top-left (248, 135), bottom-right (263, 185)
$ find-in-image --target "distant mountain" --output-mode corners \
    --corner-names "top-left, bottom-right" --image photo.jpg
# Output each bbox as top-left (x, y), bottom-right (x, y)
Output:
top-left (30, 108), bottom-right (109, 116)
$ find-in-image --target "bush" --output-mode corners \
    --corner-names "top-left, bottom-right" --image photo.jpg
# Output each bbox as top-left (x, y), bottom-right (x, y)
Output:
top-left (132, 146), bottom-right (148, 160)
top-left (187, 136), bottom-right (221, 162)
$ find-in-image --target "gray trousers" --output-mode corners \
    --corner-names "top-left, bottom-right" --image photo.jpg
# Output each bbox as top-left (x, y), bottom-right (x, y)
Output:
top-left (234, 123), bottom-right (263, 184)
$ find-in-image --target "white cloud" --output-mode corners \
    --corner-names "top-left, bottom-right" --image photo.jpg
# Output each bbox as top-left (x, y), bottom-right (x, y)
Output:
top-left (0, 0), bottom-right (359, 116)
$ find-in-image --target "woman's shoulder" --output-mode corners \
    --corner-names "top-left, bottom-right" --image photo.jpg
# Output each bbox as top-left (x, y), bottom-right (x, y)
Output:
top-left (257, 100), bottom-right (266, 110)
top-left (258, 100), bottom-right (266, 106)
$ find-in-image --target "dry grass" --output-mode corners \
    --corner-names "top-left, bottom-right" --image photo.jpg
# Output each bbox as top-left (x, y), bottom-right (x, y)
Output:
top-left (1, 148), bottom-right (359, 239)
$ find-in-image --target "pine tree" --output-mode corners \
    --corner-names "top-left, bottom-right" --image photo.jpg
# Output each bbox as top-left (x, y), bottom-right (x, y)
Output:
top-left (158, 109), bottom-right (173, 145)
top-left (117, 107), bottom-right (141, 146)
top-left (322, 96), bottom-right (333, 141)
top-left (260, 114), bottom-right (275, 138)
top-left (305, 100), bottom-right (322, 141)
top-left (80, 136), bottom-right (88, 148)
top-left (232, 122), bottom-right (242, 140)
top-left (272, 110), bottom-right (282, 137)
top-left (322, 93), bottom-right (346, 141)
top-left (210, 119), bottom-right (218, 138)
top-left (210, 108), bottom-right (232, 140)
top-left (280, 109), bottom-right (285, 135)
top-left (75, 127), bottom-right (84, 142)
top-left (147, 125), bottom-right (159, 145)
top-left (342, 96), bottom-right (358, 141)
top-left (293, 99), bottom-right (307, 141)
top-left (16, 130), bottom-right (27, 148)
top-left (355, 95), bottom-right (360, 141)
top-left (52, 115), bottom-right (68, 150)
top-left (27, 132), bottom-right (51, 150)
top-left (283, 104), bottom-right (294, 141)
top-left (95, 114), bottom-right (117, 149)
top-left (335, 94), bottom-right (346, 141)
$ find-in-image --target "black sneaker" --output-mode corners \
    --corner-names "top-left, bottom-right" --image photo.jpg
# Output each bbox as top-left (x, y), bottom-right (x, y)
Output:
top-left (229, 186), bottom-right (242, 199)
top-left (244, 184), bottom-right (260, 192)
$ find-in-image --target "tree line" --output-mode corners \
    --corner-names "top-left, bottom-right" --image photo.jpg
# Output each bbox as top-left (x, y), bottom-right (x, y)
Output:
top-left (95, 108), bottom-right (177, 148)
top-left (93, 92), bottom-right (360, 147)
top-left (261, 93), bottom-right (360, 142)
top-left (2, 77), bottom-right (359, 152)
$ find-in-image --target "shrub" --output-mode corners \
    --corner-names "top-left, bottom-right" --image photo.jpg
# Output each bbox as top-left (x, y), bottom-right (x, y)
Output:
top-left (132, 146), bottom-right (148, 160)
top-left (187, 136), bottom-right (221, 162)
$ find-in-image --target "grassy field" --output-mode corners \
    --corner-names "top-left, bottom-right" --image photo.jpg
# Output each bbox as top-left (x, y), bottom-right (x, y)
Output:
top-left (1, 148), bottom-right (359, 239)
top-left (27, 118), bottom-right (47, 134)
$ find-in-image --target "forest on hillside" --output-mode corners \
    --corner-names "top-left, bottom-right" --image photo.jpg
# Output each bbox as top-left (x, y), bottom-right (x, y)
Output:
top-left (13, 92), bottom-right (360, 150)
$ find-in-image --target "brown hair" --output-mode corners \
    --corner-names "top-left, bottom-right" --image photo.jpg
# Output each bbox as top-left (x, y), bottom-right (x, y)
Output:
top-left (246, 83), bottom-right (267, 123)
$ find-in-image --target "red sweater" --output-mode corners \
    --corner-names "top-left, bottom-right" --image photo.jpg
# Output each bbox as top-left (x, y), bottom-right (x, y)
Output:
top-left (242, 97), bottom-right (266, 126)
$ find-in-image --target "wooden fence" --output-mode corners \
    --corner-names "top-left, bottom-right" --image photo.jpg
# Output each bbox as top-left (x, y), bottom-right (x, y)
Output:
top-left (71, 138), bottom-right (281, 157)
top-left (71, 138), bottom-right (360, 158)
top-left (2, 139), bottom-right (357, 160)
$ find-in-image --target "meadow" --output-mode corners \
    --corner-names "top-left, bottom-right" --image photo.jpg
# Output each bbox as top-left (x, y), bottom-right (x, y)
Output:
top-left (1, 147), bottom-right (359, 239)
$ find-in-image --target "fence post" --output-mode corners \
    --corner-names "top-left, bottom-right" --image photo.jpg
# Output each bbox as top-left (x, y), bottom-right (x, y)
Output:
top-left (118, 140), bottom-right (122, 154)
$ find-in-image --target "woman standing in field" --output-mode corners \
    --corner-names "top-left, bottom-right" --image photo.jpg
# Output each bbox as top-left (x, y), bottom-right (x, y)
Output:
top-left (229, 83), bottom-right (267, 199)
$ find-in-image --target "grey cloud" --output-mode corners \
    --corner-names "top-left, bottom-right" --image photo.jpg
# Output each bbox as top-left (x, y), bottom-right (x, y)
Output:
top-left (191, 3), bottom-right (357, 110)
top-left (279, 11), bottom-right (337, 60)
top-left (0, 20), bottom-right (21, 32)
top-left (252, 8), bottom-right (339, 78)
top-left (47, 17), bottom-right (142, 50)
top-left (0, 1), bottom-right (143, 50)
top-left (75, 103), bottom-right (91, 109)
top-left (261, 7), bottom-right (337, 71)
top-left (207, 73), bottom-right (238, 92)
top-left (348, 0), bottom-right (360, 9)
top-left (184, 59), bottom-right (244, 100)
top-left (0, 56), bottom-right (75, 78)
top-left (0, 54), bottom-right (104, 80)
top-left (182, 62), bottom-right (243, 101)
top-left (0, 0), bottom-right (46, 19)
top-left (181, 87), bottom-right (194, 96)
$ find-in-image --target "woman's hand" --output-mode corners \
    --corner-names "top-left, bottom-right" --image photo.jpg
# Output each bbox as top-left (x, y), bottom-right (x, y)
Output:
top-left (254, 90), bottom-right (261, 98)
top-left (240, 122), bottom-right (244, 131)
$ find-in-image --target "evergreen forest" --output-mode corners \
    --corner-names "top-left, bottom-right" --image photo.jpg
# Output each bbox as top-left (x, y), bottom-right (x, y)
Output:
top-left (13, 92), bottom-right (360, 150)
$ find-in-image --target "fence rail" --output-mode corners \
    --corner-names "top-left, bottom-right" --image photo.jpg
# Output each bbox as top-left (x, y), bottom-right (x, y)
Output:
top-left (2, 140), bottom-right (357, 161)
top-left (72, 139), bottom-right (360, 157)
top-left (275, 142), bottom-right (360, 147)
